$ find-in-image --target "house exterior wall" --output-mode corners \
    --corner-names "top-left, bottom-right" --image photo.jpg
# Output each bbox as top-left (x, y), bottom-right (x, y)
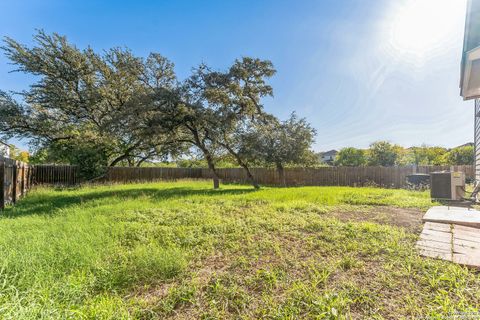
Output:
top-left (475, 99), bottom-right (480, 182)
top-left (461, 0), bottom-right (480, 99)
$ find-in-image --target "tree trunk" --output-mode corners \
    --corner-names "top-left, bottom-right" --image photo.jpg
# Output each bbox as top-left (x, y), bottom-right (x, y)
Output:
top-left (190, 127), bottom-right (220, 189)
top-left (205, 153), bottom-right (220, 189)
top-left (240, 163), bottom-right (260, 189)
top-left (136, 158), bottom-right (148, 167)
top-left (222, 144), bottom-right (260, 189)
top-left (276, 162), bottom-right (286, 187)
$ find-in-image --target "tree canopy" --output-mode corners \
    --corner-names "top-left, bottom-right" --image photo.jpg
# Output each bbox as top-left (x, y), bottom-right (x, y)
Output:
top-left (0, 31), bottom-right (180, 170)
top-left (366, 141), bottom-right (399, 166)
top-left (0, 31), bottom-right (318, 187)
top-left (334, 148), bottom-right (366, 167)
top-left (444, 146), bottom-right (474, 165)
top-left (1, 31), bottom-right (473, 186)
top-left (332, 143), bottom-right (473, 167)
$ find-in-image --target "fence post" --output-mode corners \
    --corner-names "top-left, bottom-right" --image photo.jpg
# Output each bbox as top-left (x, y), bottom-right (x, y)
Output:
top-left (21, 163), bottom-right (25, 198)
top-left (12, 161), bottom-right (17, 204)
top-left (0, 159), bottom-right (4, 211)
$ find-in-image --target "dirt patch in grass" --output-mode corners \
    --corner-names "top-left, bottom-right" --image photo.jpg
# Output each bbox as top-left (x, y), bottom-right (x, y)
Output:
top-left (333, 206), bottom-right (425, 232)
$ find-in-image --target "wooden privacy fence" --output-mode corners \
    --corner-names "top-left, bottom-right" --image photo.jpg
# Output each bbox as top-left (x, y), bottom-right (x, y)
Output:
top-left (34, 165), bottom-right (79, 185)
top-left (106, 166), bottom-right (202, 182)
top-left (103, 165), bottom-right (475, 188)
top-left (17, 164), bottom-right (480, 188)
top-left (0, 156), bottom-right (33, 210)
top-left (2, 162), bottom-right (476, 209)
top-left (0, 161), bottom-right (76, 210)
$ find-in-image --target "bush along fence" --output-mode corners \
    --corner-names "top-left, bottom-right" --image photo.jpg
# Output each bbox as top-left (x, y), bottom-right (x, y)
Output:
top-left (0, 156), bottom-right (33, 210)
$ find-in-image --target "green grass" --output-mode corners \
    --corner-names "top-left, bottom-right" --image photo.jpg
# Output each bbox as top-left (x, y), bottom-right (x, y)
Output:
top-left (0, 180), bottom-right (479, 319)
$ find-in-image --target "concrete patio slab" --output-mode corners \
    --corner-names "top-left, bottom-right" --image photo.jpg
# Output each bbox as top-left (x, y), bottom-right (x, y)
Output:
top-left (422, 206), bottom-right (480, 228)
top-left (417, 208), bottom-right (480, 268)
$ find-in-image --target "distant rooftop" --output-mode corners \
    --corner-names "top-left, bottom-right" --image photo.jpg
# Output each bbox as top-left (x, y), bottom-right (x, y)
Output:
top-left (320, 150), bottom-right (338, 156)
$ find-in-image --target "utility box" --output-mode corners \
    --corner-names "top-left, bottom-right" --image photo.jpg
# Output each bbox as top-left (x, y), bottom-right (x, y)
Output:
top-left (430, 172), bottom-right (465, 201)
top-left (406, 173), bottom-right (430, 188)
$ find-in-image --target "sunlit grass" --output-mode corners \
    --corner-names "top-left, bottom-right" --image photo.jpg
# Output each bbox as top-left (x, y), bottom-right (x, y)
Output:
top-left (0, 181), bottom-right (478, 319)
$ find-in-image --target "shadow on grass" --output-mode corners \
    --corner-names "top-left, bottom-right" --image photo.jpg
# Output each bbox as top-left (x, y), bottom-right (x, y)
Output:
top-left (1, 186), bottom-right (257, 218)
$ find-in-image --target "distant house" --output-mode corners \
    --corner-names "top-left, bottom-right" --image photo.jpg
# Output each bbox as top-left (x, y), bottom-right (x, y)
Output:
top-left (0, 140), bottom-right (10, 158)
top-left (319, 150), bottom-right (338, 164)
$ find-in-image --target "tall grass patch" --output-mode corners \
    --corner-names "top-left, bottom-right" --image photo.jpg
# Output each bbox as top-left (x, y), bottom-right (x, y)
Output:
top-left (1, 181), bottom-right (475, 319)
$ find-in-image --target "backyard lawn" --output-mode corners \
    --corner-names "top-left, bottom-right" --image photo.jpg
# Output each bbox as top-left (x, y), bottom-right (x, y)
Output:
top-left (0, 181), bottom-right (479, 319)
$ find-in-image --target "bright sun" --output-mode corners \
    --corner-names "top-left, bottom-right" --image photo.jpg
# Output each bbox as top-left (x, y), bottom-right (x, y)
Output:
top-left (385, 0), bottom-right (466, 61)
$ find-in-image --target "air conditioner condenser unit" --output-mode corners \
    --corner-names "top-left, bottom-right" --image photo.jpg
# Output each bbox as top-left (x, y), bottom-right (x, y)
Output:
top-left (430, 172), bottom-right (465, 201)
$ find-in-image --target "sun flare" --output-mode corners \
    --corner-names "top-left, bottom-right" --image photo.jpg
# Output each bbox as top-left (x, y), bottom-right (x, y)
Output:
top-left (385, 0), bottom-right (466, 60)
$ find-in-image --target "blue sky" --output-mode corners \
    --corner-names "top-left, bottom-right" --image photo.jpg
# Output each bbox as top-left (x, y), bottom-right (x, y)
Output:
top-left (0, 0), bottom-right (471, 152)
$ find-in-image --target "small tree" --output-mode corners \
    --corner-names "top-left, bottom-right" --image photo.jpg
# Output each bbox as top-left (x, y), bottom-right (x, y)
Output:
top-left (444, 146), bottom-right (474, 165)
top-left (393, 145), bottom-right (412, 166)
top-left (241, 113), bottom-right (317, 185)
top-left (409, 145), bottom-right (448, 165)
top-left (334, 147), bottom-right (366, 167)
top-left (367, 141), bottom-right (398, 166)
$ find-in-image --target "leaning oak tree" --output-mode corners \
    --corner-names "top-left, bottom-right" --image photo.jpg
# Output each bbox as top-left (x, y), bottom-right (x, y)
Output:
top-left (188, 58), bottom-right (277, 189)
top-left (147, 74), bottom-right (224, 189)
top-left (150, 58), bottom-right (277, 189)
top-left (212, 114), bottom-right (263, 189)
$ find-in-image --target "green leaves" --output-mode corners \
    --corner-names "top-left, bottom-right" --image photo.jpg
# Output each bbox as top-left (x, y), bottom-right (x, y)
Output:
top-left (335, 148), bottom-right (366, 167)
top-left (444, 146), bottom-right (474, 165)
top-left (1, 31), bottom-right (179, 175)
top-left (1, 31), bottom-right (315, 185)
